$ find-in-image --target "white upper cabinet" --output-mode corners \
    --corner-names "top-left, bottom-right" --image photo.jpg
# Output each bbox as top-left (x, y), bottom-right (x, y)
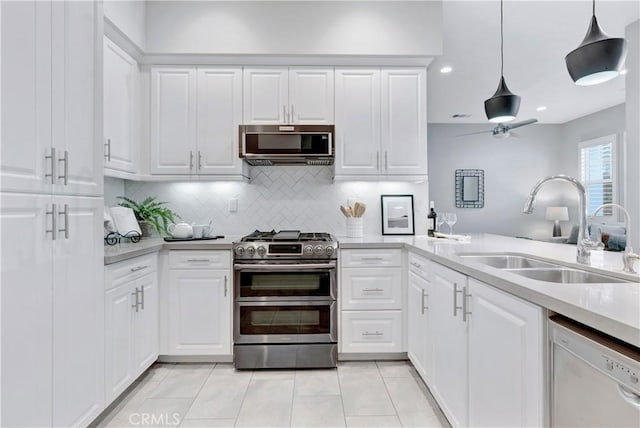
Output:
top-left (196, 68), bottom-right (243, 175)
top-left (381, 68), bottom-right (427, 175)
top-left (150, 67), bottom-right (197, 175)
top-left (104, 37), bottom-right (139, 174)
top-left (335, 67), bottom-right (427, 179)
top-left (1, 0), bottom-right (102, 196)
top-left (150, 66), bottom-right (245, 176)
top-left (243, 67), bottom-right (334, 124)
top-left (334, 69), bottom-right (381, 176)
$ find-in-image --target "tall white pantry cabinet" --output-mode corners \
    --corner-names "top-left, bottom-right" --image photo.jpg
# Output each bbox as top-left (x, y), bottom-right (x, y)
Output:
top-left (0, 1), bottom-right (105, 427)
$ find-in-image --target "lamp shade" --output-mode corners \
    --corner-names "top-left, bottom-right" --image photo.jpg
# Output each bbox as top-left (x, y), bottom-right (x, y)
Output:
top-left (484, 76), bottom-right (521, 123)
top-left (565, 15), bottom-right (627, 86)
top-left (545, 206), bottom-right (569, 221)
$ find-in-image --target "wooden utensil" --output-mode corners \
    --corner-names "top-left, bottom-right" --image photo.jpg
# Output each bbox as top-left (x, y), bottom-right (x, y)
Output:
top-left (356, 203), bottom-right (366, 217)
top-left (353, 202), bottom-right (362, 217)
top-left (340, 205), bottom-right (352, 217)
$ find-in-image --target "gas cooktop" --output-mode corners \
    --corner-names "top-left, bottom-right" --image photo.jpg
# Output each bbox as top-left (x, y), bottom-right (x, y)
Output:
top-left (234, 230), bottom-right (338, 259)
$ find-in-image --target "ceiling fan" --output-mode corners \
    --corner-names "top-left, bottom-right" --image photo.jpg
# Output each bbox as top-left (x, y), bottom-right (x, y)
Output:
top-left (457, 118), bottom-right (538, 139)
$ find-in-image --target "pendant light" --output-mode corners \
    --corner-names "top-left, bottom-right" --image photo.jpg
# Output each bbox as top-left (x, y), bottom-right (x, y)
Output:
top-left (484, 0), bottom-right (520, 123)
top-left (565, 0), bottom-right (627, 86)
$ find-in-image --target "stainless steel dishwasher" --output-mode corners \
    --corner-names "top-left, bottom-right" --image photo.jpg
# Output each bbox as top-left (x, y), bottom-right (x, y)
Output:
top-left (550, 316), bottom-right (640, 427)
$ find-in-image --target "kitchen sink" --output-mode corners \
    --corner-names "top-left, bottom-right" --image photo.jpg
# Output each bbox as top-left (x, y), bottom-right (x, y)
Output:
top-left (504, 268), bottom-right (629, 284)
top-left (458, 254), bottom-right (558, 269)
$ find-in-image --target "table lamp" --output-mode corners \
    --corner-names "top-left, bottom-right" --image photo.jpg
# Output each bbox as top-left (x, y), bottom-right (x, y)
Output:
top-left (546, 206), bottom-right (569, 237)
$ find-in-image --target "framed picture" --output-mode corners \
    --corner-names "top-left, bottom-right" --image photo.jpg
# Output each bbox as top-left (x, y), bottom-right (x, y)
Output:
top-left (380, 194), bottom-right (415, 235)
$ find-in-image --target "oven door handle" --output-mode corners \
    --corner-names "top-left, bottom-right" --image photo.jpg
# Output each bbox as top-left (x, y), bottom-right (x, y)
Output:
top-left (234, 263), bottom-right (336, 271)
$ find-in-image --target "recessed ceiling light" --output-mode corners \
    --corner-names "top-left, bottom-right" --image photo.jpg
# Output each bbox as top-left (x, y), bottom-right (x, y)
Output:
top-left (536, 106), bottom-right (547, 112)
top-left (620, 69), bottom-right (628, 75)
top-left (440, 66), bottom-right (453, 74)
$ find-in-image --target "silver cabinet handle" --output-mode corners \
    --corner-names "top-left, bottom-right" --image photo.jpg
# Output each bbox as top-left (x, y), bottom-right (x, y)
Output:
top-left (131, 288), bottom-right (139, 313)
top-left (384, 151), bottom-right (388, 171)
top-left (291, 104), bottom-right (295, 123)
top-left (189, 151), bottom-right (194, 170)
top-left (462, 286), bottom-right (471, 322)
top-left (130, 265), bottom-right (148, 272)
top-left (421, 289), bottom-right (428, 314)
top-left (362, 331), bottom-right (383, 337)
top-left (361, 257), bottom-right (384, 261)
top-left (376, 151), bottom-right (380, 170)
top-left (58, 203), bottom-right (69, 239)
top-left (224, 275), bottom-right (228, 297)
top-left (283, 105), bottom-right (287, 123)
top-left (58, 150), bottom-right (68, 185)
top-left (187, 258), bottom-right (210, 263)
top-left (363, 288), bottom-right (384, 292)
top-left (453, 282), bottom-right (463, 317)
top-left (105, 139), bottom-right (111, 161)
top-left (197, 151), bottom-right (202, 170)
top-left (140, 286), bottom-right (145, 310)
top-left (410, 261), bottom-right (422, 268)
top-left (45, 148), bottom-right (56, 184)
top-left (46, 203), bottom-right (57, 240)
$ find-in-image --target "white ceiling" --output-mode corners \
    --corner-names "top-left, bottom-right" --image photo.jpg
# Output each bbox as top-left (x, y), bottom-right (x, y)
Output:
top-left (428, 0), bottom-right (639, 124)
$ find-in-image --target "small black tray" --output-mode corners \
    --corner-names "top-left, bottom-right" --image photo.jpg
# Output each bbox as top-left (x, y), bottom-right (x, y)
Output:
top-left (163, 236), bottom-right (225, 242)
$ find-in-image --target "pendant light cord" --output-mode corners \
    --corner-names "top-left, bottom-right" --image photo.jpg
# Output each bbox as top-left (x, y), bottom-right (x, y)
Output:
top-left (500, 0), bottom-right (504, 77)
top-left (592, 0), bottom-right (595, 17)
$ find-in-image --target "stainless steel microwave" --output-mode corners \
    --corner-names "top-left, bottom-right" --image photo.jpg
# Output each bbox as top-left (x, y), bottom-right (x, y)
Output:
top-left (239, 124), bottom-right (335, 166)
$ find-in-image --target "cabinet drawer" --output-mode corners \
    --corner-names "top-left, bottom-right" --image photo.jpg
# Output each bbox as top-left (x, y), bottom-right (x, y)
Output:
top-left (341, 268), bottom-right (402, 310)
top-left (340, 311), bottom-right (403, 353)
top-left (408, 252), bottom-right (431, 280)
top-left (169, 250), bottom-right (231, 269)
top-left (341, 249), bottom-right (402, 268)
top-left (105, 254), bottom-right (157, 289)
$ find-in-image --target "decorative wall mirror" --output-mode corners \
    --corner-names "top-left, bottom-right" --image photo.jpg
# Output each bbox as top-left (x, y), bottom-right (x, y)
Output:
top-left (455, 169), bottom-right (484, 208)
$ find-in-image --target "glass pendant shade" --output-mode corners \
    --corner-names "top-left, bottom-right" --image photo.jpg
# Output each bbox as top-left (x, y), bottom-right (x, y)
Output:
top-left (484, 76), bottom-right (521, 123)
top-left (565, 15), bottom-right (627, 86)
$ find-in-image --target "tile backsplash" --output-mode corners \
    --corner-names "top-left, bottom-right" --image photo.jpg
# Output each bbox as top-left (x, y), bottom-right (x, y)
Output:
top-left (124, 166), bottom-right (429, 236)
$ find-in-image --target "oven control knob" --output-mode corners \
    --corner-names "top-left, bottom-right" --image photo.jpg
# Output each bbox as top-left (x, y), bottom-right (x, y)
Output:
top-left (246, 246), bottom-right (256, 257)
top-left (304, 245), bottom-right (314, 256)
top-left (314, 245), bottom-right (323, 255)
top-left (257, 246), bottom-right (267, 256)
top-left (325, 246), bottom-right (334, 256)
top-left (235, 246), bottom-right (245, 256)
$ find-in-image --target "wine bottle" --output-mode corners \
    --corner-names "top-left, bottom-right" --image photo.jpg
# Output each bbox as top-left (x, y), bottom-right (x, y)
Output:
top-left (427, 201), bottom-right (437, 237)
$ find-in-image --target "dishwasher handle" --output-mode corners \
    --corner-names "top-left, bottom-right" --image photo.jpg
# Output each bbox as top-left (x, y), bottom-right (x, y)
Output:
top-left (618, 384), bottom-right (640, 408)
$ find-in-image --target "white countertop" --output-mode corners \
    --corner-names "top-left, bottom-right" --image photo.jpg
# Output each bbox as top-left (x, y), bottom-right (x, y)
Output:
top-left (339, 233), bottom-right (640, 347)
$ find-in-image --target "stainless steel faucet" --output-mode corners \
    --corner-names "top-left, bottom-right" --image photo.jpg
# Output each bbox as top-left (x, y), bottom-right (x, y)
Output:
top-left (523, 175), bottom-right (601, 264)
top-left (591, 203), bottom-right (640, 274)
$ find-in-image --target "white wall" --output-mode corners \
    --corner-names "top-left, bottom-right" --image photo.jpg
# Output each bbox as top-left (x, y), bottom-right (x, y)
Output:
top-left (104, 0), bottom-right (146, 49)
top-left (145, 1), bottom-right (442, 56)
top-left (624, 20), bottom-right (639, 251)
top-left (427, 124), bottom-right (567, 238)
top-left (125, 167), bottom-right (429, 237)
top-left (104, 177), bottom-right (125, 207)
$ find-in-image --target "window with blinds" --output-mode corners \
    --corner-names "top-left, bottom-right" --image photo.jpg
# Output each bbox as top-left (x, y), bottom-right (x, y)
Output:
top-left (579, 136), bottom-right (616, 217)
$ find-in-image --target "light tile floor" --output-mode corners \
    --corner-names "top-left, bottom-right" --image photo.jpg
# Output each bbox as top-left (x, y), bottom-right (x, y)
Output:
top-left (93, 361), bottom-right (448, 428)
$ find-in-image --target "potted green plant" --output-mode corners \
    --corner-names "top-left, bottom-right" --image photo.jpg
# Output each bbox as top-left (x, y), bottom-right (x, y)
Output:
top-left (117, 196), bottom-right (180, 237)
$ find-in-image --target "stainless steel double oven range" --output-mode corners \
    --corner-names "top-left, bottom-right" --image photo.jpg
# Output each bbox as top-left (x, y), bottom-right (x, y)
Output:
top-left (233, 230), bottom-right (338, 369)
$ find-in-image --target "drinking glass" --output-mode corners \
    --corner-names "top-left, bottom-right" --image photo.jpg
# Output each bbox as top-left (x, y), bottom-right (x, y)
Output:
top-left (444, 212), bottom-right (457, 234)
top-left (436, 215), bottom-right (445, 233)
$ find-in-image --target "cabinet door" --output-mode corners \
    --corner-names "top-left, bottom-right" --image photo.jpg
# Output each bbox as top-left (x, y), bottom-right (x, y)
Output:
top-left (341, 268), bottom-right (403, 310)
top-left (196, 68), bottom-right (243, 175)
top-left (243, 68), bottom-right (288, 124)
top-left (52, 195), bottom-right (104, 427)
top-left (104, 37), bottom-right (138, 173)
top-left (334, 69), bottom-right (381, 176)
top-left (407, 271), bottom-right (430, 381)
top-left (381, 68), bottom-right (427, 176)
top-left (468, 278), bottom-right (543, 427)
top-left (0, 0), bottom-right (53, 194)
top-left (51, 0), bottom-right (103, 196)
top-left (340, 311), bottom-right (403, 354)
top-left (105, 280), bottom-right (135, 404)
top-left (168, 270), bottom-right (231, 355)
top-left (0, 193), bottom-right (53, 427)
top-left (150, 67), bottom-right (197, 175)
top-left (134, 273), bottom-right (159, 375)
top-left (289, 68), bottom-right (334, 124)
top-left (430, 264), bottom-right (468, 428)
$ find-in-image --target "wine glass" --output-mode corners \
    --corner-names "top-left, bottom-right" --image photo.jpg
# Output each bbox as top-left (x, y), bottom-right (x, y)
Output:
top-left (436, 215), bottom-right (445, 233)
top-left (444, 213), bottom-right (457, 235)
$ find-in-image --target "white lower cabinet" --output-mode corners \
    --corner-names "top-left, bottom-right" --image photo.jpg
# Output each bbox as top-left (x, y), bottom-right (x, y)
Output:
top-left (341, 311), bottom-right (403, 353)
top-left (406, 253), bottom-right (432, 382)
top-left (105, 254), bottom-right (158, 404)
top-left (167, 251), bottom-right (232, 355)
top-left (422, 262), bottom-right (544, 428)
